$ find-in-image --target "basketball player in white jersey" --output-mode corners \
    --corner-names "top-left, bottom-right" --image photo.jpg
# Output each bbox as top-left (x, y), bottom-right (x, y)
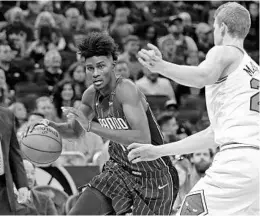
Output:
top-left (128, 2), bottom-right (259, 215)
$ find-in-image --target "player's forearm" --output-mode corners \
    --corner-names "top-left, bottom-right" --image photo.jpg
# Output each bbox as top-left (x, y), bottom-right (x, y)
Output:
top-left (156, 127), bottom-right (216, 156)
top-left (48, 121), bottom-right (79, 139)
top-left (89, 121), bottom-right (150, 145)
top-left (158, 60), bottom-right (206, 88)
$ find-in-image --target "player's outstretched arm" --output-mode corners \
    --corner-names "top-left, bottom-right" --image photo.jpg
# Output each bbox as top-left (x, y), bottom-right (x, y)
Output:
top-left (88, 80), bottom-right (151, 146)
top-left (139, 44), bottom-right (232, 88)
top-left (128, 126), bottom-right (218, 163)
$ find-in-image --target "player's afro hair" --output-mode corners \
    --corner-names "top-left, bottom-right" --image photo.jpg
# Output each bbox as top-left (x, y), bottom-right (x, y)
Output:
top-left (78, 32), bottom-right (118, 61)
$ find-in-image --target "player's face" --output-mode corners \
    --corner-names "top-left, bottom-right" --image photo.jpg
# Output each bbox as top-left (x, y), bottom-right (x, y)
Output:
top-left (85, 55), bottom-right (115, 91)
top-left (61, 83), bottom-right (74, 101)
top-left (115, 63), bottom-right (130, 78)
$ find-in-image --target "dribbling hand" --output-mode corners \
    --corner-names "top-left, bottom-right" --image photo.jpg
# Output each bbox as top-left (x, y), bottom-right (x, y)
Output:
top-left (138, 43), bottom-right (163, 73)
top-left (127, 143), bottom-right (160, 163)
top-left (24, 119), bottom-right (49, 137)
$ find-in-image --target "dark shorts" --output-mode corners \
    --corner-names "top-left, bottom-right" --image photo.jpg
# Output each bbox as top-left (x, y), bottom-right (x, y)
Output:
top-left (89, 160), bottom-right (178, 215)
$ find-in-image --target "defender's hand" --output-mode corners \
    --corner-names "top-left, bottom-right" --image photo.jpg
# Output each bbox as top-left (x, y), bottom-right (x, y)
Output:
top-left (138, 43), bottom-right (163, 73)
top-left (127, 143), bottom-right (161, 163)
top-left (24, 119), bottom-right (49, 137)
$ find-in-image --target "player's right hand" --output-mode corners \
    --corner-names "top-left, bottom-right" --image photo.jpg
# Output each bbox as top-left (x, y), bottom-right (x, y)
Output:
top-left (127, 143), bottom-right (160, 163)
top-left (24, 119), bottom-right (49, 137)
top-left (137, 43), bottom-right (163, 73)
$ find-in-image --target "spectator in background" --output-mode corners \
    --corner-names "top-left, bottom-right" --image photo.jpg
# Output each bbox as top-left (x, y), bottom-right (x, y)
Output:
top-left (127, 1), bottom-right (153, 24)
top-left (0, 42), bottom-right (27, 91)
top-left (23, 160), bottom-right (58, 215)
top-left (64, 7), bottom-right (87, 52)
top-left (52, 80), bottom-right (76, 121)
top-left (136, 67), bottom-right (176, 101)
top-left (195, 22), bottom-right (213, 55)
top-left (135, 23), bottom-right (158, 49)
top-left (65, 62), bottom-right (87, 99)
top-left (26, 25), bottom-right (57, 66)
top-left (178, 12), bottom-right (197, 40)
top-left (34, 11), bottom-right (65, 51)
top-left (8, 102), bottom-right (27, 129)
top-left (110, 8), bottom-right (133, 51)
top-left (167, 16), bottom-right (198, 64)
top-left (157, 112), bottom-right (179, 143)
top-left (195, 110), bottom-right (211, 132)
top-left (189, 149), bottom-right (213, 189)
top-left (172, 157), bottom-right (192, 215)
top-left (118, 35), bottom-right (143, 81)
top-left (42, 1), bottom-right (67, 31)
top-left (114, 60), bottom-right (131, 79)
top-left (33, 49), bottom-right (63, 92)
top-left (34, 96), bottom-right (60, 122)
top-left (165, 99), bottom-right (179, 117)
top-left (81, 0), bottom-right (102, 30)
top-left (2, 7), bottom-right (34, 57)
top-left (24, 1), bottom-right (43, 29)
top-left (158, 35), bottom-right (178, 63)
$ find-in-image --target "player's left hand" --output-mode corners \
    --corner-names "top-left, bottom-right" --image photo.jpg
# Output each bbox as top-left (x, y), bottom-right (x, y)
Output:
top-left (17, 187), bottom-right (31, 204)
top-left (62, 106), bottom-right (89, 126)
top-left (127, 143), bottom-right (161, 163)
top-left (138, 43), bottom-right (163, 73)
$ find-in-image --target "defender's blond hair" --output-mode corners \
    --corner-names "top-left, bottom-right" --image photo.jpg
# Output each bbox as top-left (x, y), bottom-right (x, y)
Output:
top-left (214, 2), bottom-right (251, 39)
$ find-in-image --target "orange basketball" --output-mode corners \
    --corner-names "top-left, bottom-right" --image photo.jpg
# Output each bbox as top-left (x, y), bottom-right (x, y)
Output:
top-left (21, 125), bottom-right (62, 166)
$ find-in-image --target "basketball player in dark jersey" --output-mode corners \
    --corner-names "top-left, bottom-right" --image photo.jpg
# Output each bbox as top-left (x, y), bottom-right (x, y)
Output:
top-left (26, 32), bottom-right (179, 215)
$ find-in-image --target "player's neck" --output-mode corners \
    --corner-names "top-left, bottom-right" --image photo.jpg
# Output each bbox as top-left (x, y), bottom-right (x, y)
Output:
top-left (221, 36), bottom-right (244, 50)
top-left (99, 76), bottom-right (117, 96)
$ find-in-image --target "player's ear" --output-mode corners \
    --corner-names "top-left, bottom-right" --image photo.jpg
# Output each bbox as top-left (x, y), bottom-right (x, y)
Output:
top-left (220, 22), bottom-right (227, 36)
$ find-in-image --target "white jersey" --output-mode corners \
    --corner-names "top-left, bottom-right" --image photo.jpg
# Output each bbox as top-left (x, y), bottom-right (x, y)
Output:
top-left (206, 50), bottom-right (260, 149)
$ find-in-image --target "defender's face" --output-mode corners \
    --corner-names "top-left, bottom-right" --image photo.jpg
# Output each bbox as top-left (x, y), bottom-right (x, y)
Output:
top-left (85, 56), bottom-right (114, 90)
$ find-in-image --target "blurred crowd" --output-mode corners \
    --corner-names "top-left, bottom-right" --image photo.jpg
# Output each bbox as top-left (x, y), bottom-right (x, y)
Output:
top-left (0, 0), bottom-right (259, 215)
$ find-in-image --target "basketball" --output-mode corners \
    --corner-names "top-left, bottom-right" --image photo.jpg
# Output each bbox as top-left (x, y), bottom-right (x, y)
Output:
top-left (21, 125), bottom-right (62, 166)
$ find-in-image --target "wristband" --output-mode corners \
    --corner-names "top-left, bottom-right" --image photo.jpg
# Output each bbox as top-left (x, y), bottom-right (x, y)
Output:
top-left (87, 120), bottom-right (92, 132)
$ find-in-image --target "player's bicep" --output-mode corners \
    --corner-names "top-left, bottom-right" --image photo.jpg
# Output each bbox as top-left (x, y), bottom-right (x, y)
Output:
top-left (198, 46), bottom-right (231, 85)
top-left (119, 82), bottom-right (151, 142)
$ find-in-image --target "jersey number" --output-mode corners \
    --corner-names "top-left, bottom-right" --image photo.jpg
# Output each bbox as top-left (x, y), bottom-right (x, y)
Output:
top-left (250, 78), bottom-right (259, 113)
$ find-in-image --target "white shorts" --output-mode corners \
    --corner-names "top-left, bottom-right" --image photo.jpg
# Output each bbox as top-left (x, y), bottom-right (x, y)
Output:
top-left (177, 147), bottom-right (259, 216)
